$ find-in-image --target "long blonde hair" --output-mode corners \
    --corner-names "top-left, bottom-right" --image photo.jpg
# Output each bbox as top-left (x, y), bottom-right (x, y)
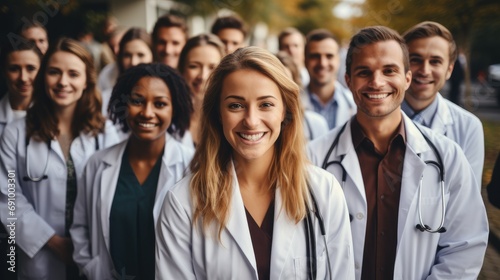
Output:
top-left (190, 46), bottom-right (309, 239)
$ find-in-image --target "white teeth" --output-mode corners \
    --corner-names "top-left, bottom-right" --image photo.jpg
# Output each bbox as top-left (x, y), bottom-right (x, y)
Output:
top-left (138, 123), bottom-right (157, 128)
top-left (414, 78), bottom-right (432, 84)
top-left (367, 93), bottom-right (389, 99)
top-left (239, 132), bottom-right (264, 141)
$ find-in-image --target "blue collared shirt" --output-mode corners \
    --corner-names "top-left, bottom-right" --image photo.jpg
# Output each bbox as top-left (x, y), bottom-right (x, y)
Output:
top-left (307, 82), bottom-right (352, 129)
top-left (401, 97), bottom-right (439, 127)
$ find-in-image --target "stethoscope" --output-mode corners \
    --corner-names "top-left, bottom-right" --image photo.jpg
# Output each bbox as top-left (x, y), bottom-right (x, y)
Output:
top-left (320, 121), bottom-right (447, 234)
top-left (305, 186), bottom-right (332, 280)
top-left (23, 136), bottom-right (100, 182)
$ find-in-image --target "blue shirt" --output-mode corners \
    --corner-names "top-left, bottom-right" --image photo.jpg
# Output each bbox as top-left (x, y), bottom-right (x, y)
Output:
top-left (401, 97), bottom-right (439, 127)
top-left (307, 82), bottom-right (353, 129)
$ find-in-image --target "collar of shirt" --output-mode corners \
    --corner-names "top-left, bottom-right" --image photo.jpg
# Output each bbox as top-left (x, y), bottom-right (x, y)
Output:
top-left (401, 96), bottom-right (439, 127)
top-left (350, 116), bottom-right (406, 154)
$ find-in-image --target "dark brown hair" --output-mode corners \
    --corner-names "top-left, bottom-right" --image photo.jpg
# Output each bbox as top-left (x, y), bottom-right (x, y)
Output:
top-left (151, 14), bottom-right (188, 44)
top-left (402, 21), bottom-right (457, 63)
top-left (26, 37), bottom-right (105, 141)
top-left (210, 15), bottom-right (247, 38)
top-left (345, 26), bottom-right (409, 76)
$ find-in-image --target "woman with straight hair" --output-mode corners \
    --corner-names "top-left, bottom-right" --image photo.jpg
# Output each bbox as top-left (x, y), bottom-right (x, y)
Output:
top-left (0, 40), bottom-right (42, 134)
top-left (71, 63), bottom-right (193, 280)
top-left (155, 47), bottom-right (354, 279)
top-left (0, 37), bottom-right (119, 280)
top-left (98, 27), bottom-right (153, 117)
top-left (177, 33), bottom-right (224, 147)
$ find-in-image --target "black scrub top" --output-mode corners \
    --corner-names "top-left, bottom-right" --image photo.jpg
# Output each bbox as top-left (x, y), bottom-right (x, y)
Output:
top-left (109, 149), bottom-right (163, 280)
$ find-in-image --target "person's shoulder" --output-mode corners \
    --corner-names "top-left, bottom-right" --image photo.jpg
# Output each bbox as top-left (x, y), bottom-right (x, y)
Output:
top-left (308, 122), bottom-right (345, 149)
top-left (442, 98), bottom-right (482, 127)
top-left (411, 120), bottom-right (466, 162)
top-left (167, 134), bottom-right (195, 161)
top-left (86, 140), bottom-right (125, 169)
top-left (166, 173), bottom-right (194, 209)
top-left (2, 118), bottom-right (26, 138)
top-left (306, 164), bottom-right (337, 183)
top-left (305, 164), bottom-right (342, 205)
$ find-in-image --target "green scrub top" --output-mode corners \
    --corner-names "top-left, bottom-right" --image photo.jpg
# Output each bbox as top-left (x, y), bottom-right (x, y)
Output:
top-left (109, 149), bottom-right (163, 280)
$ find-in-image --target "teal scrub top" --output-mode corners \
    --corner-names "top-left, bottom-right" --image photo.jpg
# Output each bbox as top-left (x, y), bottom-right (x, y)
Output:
top-left (109, 149), bottom-right (163, 280)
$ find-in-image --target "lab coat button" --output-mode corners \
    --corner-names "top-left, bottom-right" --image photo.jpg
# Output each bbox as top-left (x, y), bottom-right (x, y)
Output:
top-left (355, 263), bottom-right (360, 269)
top-left (356, 213), bottom-right (364, 219)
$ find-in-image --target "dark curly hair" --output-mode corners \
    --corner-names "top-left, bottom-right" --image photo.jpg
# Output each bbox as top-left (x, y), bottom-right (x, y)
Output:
top-left (108, 62), bottom-right (192, 137)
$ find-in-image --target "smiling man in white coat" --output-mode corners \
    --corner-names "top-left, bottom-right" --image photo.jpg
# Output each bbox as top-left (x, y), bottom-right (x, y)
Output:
top-left (303, 29), bottom-right (356, 129)
top-left (307, 26), bottom-right (488, 280)
top-left (401, 21), bottom-right (484, 188)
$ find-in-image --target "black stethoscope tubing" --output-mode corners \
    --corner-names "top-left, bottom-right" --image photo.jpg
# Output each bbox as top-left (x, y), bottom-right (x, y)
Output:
top-left (320, 121), bottom-right (447, 234)
top-left (23, 136), bottom-right (100, 182)
top-left (305, 185), bottom-right (332, 280)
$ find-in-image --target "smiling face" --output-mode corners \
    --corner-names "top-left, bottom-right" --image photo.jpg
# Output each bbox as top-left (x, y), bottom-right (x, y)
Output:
top-left (406, 36), bottom-right (454, 109)
top-left (220, 69), bottom-right (284, 164)
top-left (305, 38), bottom-right (340, 87)
top-left (126, 76), bottom-right (173, 143)
top-left (154, 27), bottom-right (186, 68)
top-left (5, 50), bottom-right (40, 100)
top-left (346, 40), bottom-right (411, 123)
top-left (182, 45), bottom-right (222, 97)
top-left (45, 51), bottom-right (87, 111)
top-left (121, 39), bottom-right (153, 71)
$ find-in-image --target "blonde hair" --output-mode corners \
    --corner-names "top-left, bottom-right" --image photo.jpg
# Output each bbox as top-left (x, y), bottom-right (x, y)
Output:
top-left (190, 46), bottom-right (309, 239)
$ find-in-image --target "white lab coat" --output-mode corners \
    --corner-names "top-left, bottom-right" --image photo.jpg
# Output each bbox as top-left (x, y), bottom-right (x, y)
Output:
top-left (428, 94), bottom-right (484, 188)
top-left (307, 113), bottom-right (489, 280)
top-left (155, 162), bottom-right (355, 280)
top-left (70, 134), bottom-right (193, 280)
top-left (303, 110), bottom-right (329, 141)
top-left (0, 94), bottom-right (21, 136)
top-left (0, 118), bottom-right (120, 280)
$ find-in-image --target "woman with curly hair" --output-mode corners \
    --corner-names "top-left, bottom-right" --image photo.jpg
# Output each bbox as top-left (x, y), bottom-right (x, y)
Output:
top-left (71, 62), bottom-right (193, 280)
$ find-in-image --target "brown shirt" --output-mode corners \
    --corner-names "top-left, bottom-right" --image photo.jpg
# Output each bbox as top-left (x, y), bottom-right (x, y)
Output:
top-left (351, 118), bottom-right (406, 280)
top-left (246, 200), bottom-right (275, 280)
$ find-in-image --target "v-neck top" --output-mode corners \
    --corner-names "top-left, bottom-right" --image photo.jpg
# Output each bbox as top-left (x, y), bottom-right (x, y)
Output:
top-left (245, 199), bottom-right (275, 280)
top-left (109, 149), bottom-right (163, 280)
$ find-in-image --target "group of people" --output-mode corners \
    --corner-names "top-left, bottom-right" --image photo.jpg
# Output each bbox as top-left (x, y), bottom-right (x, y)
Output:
top-left (0, 11), bottom-right (491, 280)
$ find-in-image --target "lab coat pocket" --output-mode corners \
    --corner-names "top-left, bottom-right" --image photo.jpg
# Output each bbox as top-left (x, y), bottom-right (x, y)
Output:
top-left (83, 254), bottom-right (107, 280)
top-left (293, 249), bottom-right (327, 280)
top-left (419, 193), bottom-right (449, 227)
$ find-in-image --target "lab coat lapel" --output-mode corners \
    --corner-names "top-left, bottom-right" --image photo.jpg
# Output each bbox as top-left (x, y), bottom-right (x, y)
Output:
top-left (155, 134), bottom-right (180, 201)
top-left (398, 115), bottom-right (429, 238)
top-left (0, 95), bottom-right (13, 124)
top-left (50, 138), bottom-right (66, 164)
top-left (99, 141), bottom-right (127, 251)
top-left (429, 94), bottom-right (453, 136)
top-left (72, 133), bottom-right (95, 174)
top-left (224, 163), bottom-right (258, 274)
top-left (269, 187), bottom-right (298, 279)
top-left (336, 121), bottom-right (365, 200)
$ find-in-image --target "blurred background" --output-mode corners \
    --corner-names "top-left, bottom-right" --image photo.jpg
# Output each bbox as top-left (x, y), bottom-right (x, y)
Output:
top-left (1, 0), bottom-right (500, 278)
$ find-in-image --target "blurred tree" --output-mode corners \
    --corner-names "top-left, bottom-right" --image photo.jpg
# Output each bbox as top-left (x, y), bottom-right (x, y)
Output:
top-left (354, 0), bottom-right (500, 105)
top-left (174, 0), bottom-right (348, 39)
